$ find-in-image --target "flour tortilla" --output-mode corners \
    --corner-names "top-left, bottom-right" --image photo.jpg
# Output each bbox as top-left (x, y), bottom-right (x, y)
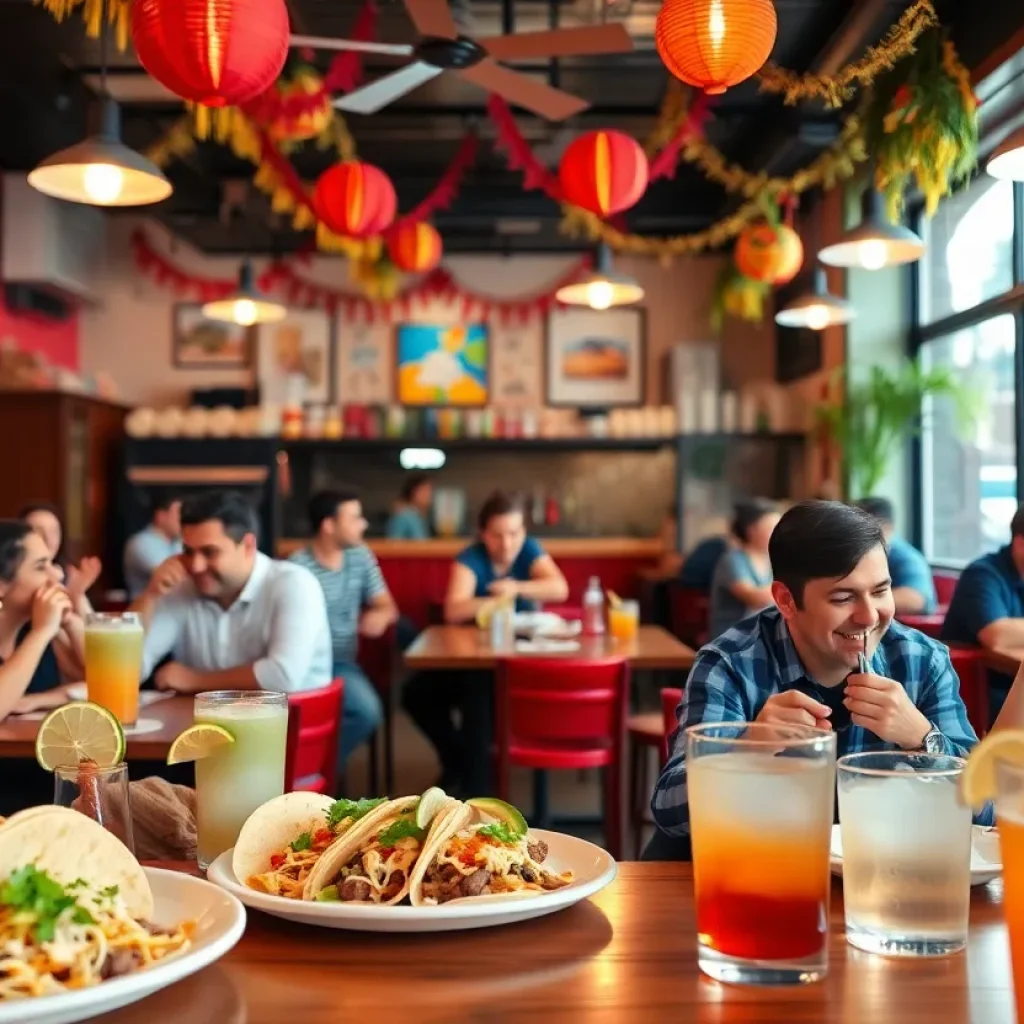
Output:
top-left (408, 803), bottom-right (474, 907)
top-left (0, 806), bottom-right (153, 918)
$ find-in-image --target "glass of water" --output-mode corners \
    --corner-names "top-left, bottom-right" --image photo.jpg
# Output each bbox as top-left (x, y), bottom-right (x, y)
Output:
top-left (837, 751), bottom-right (972, 956)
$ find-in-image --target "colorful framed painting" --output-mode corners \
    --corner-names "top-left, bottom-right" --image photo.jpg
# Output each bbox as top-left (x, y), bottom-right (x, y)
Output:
top-left (395, 322), bottom-right (489, 406)
top-left (257, 309), bottom-right (335, 405)
top-left (172, 304), bottom-right (252, 369)
top-left (545, 306), bottom-right (645, 407)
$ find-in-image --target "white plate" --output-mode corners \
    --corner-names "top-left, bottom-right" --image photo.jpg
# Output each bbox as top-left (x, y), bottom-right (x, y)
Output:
top-left (830, 823), bottom-right (1002, 886)
top-left (207, 828), bottom-right (616, 933)
top-left (0, 868), bottom-right (246, 1024)
top-left (64, 685), bottom-right (173, 707)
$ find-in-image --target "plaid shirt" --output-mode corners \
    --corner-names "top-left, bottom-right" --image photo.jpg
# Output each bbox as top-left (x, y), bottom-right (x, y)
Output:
top-left (652, 607), bottom-right (992, 836)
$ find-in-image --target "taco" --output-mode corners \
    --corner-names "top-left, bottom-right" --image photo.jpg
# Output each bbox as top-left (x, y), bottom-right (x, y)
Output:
top-left (303, 794), bottom-right (459, 905)
top-left (410, 806), bottom-right (573, 906)
top-left (234, 793), bottom-right (391, 899)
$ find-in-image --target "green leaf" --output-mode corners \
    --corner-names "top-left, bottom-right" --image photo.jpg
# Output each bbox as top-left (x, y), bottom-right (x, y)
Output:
top-left (477, 822), bottom-right (520, 845)
top-left (326, 797), bottom-right (386, 831)
top-left (290, 832), bottom-right (313, 852)
top-left (376, 818), bottom-right (426, 850)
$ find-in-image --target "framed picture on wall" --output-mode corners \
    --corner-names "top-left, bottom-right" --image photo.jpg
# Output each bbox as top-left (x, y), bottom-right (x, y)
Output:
top-left (257, 308), bottom-right (336, 405)
top-left (172, 304), bottom-right (252, 369)
top-left (395, 322), bottom-right (489, 406)
top-left (545, 306), bottom-right (645, 407)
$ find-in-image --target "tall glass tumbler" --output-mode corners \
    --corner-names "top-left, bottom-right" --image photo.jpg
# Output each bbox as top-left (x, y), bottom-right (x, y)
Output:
top-left (688, 722), bottom-right (836, 985)
top-left (84, 612), bottom-right (144, 727)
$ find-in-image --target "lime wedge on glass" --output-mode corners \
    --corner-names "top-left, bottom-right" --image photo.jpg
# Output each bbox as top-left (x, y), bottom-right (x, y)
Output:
top-left (960, 729), bottom-right (1024, 810)
top-left (416, 787), bottom-right (450, 830)
top-left (467, 797), bottom-right (528, 837)
top-left (35, 701), bottom-right (126, 771)
top-left (166, 723), bottom-right (235, 765)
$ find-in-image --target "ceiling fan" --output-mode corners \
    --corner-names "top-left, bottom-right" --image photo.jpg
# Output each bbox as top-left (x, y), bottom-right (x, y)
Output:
top-left (290, 0), bottom-right (634, 122)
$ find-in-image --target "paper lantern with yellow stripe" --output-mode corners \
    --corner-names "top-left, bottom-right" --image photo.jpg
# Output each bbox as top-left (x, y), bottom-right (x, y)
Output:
top-left (558, 130), bottom-right (649, 219)
top-left (655, 0), bottom-right (777, 95)
top-left (313, 160), bottom-right (397, 240)
top-left (386, 221), bottom-right (443, 273)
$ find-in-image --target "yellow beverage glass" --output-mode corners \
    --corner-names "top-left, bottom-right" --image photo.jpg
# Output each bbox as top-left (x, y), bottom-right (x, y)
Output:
top-left (995, 760), bottom-right (1024, 1021)
top-left (85, 612), bottom-right (144, 726)
top-left (608, 600), bottom-right (639, 642)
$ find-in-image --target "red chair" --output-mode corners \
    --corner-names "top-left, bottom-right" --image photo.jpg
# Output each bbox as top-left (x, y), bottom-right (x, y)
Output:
top-left (898, 612), bottom-right (945, 639)
top-left (660, 686), bottom-right (683, 765)
top-left (933, 571), bottom-right (959, 608)
top-left (358, 627), bottom-right (396, 794)
top-left (495, 655), bottom-right (629, 859)
top-left (667, 584), bottom-right (710, 648)
top-left (285, 679), bottom-right (344, 795)
top-left (947, 646), bottom-right (989, 739)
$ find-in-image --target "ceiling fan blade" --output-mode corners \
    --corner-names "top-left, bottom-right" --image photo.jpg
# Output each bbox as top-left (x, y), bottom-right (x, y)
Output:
top-left (290, 35), bottom-right (414, 56)
top-left (333, 62), bottom-right (442, 114)
top-left (478, 24), bottom-right (633, 62)
top-left (403, 0), bottom-right (457, 39)
top-left (458, 60), bottom-right (588, 121)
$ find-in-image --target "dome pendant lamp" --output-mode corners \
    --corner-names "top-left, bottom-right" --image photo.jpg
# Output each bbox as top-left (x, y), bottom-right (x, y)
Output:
top-left (555, 244), bottom-right (645, 310)
top-left (202, 260), bottom-right (287, 326)
top-left (817, 186), bottom-right (924, 270)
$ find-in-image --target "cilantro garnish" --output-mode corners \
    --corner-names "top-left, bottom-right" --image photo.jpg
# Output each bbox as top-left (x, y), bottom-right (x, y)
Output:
top-left (0, 865), bottom-right (95, 942)
top-left (100, 885), bottom-right (119, 899)
top-left (290, 832), bottom-right (313, 852)
top-left (478, 822), bottom-right (521, 845)
top-left (326, 797), bottom-right (386, 831)
top-left (376, 818), bottom-right (426, 850)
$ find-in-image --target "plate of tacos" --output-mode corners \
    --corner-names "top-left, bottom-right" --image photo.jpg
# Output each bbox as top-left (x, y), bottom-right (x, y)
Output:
top-left (0, 805), bottom-right (245, 1024)
top-left (207, 789), bottom-right (617, 933)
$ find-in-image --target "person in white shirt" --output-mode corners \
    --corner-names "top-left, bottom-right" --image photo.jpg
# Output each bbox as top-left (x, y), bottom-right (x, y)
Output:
top-left (123, 490), bottom-right (183, 599)
top-left (132, 490), bottom-right (331, 695)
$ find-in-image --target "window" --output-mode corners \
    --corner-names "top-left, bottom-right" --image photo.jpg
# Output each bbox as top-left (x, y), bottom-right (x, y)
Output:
top-left (920, 315), bottom-right (1017, 563)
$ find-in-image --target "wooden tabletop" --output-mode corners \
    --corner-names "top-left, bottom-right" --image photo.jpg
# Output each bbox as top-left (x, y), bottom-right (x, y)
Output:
top-left (404, 624), bottom-right (695, 671)
top-left (985, 646), bottom-right (1023, 677)
top-left (101, 862), bottom-right (1014, 1023)
top-left (0, 696), bottom-right (193, 760)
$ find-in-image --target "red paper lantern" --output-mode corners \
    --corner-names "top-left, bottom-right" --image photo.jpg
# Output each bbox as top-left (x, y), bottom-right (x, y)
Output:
top-left (131, 0), bottom-right (290, 108)
top-left (558, 130), bottom-right (649, 218)
top-left (735, 221), bottom-right (804, 285)
top-left (387, 221), bottom-right (443, 273)
top-left (314, 161), bottom-right (397, 239)
top-left (656, 0), bottom-right (777, 95)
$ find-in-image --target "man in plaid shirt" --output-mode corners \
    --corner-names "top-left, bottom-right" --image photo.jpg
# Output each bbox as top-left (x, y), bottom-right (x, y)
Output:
top-left (649, 500), bottom-right (992, 860)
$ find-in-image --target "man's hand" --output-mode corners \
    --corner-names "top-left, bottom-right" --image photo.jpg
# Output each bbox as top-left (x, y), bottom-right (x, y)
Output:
top-left (31, 585), bottom-right (73, 642)
top-left (65, 556), bottom-right (102, 606)
top-left (844, 672), bottom-right (931, 749)
top-left (359, 608), bottom-right (392, 639)
top-left (155, 661), bottom-right (203, 694)
top-left (487, 578), bottom-right (519, 599)
top-left (146, 556), bottom-right (188, 600)
top-left (755, 689), bottom-right (833, 731)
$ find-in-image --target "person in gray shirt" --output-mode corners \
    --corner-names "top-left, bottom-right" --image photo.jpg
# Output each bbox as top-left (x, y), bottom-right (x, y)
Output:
top-left (123, 491), bottom-right (183, 599)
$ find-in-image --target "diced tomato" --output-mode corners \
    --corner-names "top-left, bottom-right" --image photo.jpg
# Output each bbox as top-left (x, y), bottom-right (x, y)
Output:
top-left (313, 828), bottom-right (333, 846)
top-left (270, 853), bottom-right (285, 869)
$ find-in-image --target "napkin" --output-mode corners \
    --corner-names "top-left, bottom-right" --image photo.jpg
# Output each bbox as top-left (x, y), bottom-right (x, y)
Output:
top-left (514, 638), bottom-right (581, 653)
top-left (128, 777), bottom-right (197, 862)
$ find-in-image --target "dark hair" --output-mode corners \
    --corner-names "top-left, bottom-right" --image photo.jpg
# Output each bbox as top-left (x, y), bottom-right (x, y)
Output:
top-left (854, 496), bottom-right (895, 525)
top-left (769, 500), bottom-right (886, 607)
top-left (149, 489), bottom-right (180, 515)
top-left (401, 474), bottom-right (431, 502)
top-left (17, 501), bottom-right (61, 523)
top-left (308, 489), bottom-right (360, 534)
top-left (730, 498), bottom-right (777, 543)
top-left (0, 520), bottom-right (33, 583)
top-left (180, 490), bottom-right (259, 543)
top-left (477, 490), bottom-right (526, 531)
top-left (1012, 505), bottom-right (1024, 539)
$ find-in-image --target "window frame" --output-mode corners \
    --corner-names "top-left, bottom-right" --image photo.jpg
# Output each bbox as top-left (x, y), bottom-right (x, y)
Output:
top-left (909, 179), bottom-right (1024, 568)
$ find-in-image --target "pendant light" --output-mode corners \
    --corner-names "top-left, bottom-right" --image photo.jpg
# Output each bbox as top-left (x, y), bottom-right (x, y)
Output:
top-left (775, 265), bottom-right (854, 331)
top-left (818, 186), bottom-right (924, 270)
top-left (28, 0), bottom-right (170, 207)
top-left (987, 127), bottom-right (1024, 181)
top-left (555, 244), bottom-right (645, 310)
top-left (202, 260), bottom-right (287, 326)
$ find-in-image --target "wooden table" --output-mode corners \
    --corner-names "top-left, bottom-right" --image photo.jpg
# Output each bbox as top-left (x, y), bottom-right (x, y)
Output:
top-left (986, 646), bottom-right (1024, 678)
top-left (101, 863), bottom-right (1015, 1023)
top-left (404, 624), bottom-right (695, 672)
top-left (0, 696), bottom-right (193, 760)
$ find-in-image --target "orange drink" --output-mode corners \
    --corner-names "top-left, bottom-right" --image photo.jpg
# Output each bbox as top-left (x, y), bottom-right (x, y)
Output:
top-left (996, 761), bottom-right (1024, 1021)
top-left (687, 723), bottom-right (836, 984)
top-left (608, 600), bottom-right (639, 642)
top-left (85, 612), bottom-right (144, 726)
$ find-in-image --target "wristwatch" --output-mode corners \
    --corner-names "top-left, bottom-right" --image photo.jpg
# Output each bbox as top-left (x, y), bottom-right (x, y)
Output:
top-left (920, 726), bottom-right (945, 754)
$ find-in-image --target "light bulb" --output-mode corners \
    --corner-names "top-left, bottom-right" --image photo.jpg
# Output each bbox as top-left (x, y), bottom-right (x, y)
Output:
top-left (855, 238), bottom-right (889, 271)
top-left (804, 304), bottom-right (830, 331)
top-left (232, 299), bottom-right (258, 326)
top-left (586, 280), bottom-right (614, 310)
top-left (82, 163), bottom-right (124, 204)
top-left (708, 0), bottom-right (726, 47)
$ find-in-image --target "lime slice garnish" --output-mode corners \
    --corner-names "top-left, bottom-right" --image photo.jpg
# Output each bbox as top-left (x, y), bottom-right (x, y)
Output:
top-left (35, 701), bottom-right (126, 772)
top-left (467, 797), bottom-right (528, 837)
top-left (415, 787), bottom-right (450, 830)
top-left (166, 723), bottom-right (235, 765)
top-left (959, 729), bottom-right (1024, 810)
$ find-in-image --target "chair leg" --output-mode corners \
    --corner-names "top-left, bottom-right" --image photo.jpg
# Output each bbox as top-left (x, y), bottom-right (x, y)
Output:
top-left (629, 739), bottom-right (643, 860)
top-left (603, 761), bottom-right (624, 861)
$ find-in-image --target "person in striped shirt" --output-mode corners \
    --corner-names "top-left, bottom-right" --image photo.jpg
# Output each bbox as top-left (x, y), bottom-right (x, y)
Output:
top-left (289, 490), bottom-right (399, 768)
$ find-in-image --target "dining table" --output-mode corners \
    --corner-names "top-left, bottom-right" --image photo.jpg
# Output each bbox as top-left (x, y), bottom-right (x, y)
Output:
top-left (403, 623), bottom-right (696, 672)
top-left (99, 862), bottom-right (1014, 1023)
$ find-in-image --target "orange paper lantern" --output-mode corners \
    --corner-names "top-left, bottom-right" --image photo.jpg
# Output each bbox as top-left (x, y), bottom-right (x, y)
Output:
top-left (265, 70), bottom-right (332, 143)
top-left (735, 221), bottom-right (804, 285)
top-left (558, 130), bottom-right (649, 218)
top-left (387, 222), bottom-right (443, 273)
top-left (131, 0), bottom-right (290, 108)
top-left (656, 0), bottom-right (777, 95)
top-left (313, 161), bottom-right (397, 240)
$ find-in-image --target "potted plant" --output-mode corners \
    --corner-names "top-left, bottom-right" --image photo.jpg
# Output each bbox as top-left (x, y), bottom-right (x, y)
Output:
top-left (816, 358), bottom-right (980, 497)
